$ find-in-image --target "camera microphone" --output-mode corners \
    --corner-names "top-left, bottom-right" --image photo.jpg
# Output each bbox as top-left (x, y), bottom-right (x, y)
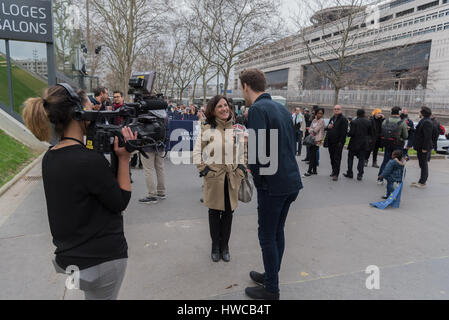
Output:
top-left (139, 99), bottom-right (168, 111)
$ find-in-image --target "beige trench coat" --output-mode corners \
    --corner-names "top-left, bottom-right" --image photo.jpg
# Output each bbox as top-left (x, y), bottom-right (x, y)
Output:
top-left (193, 118), bottom-right (247, 212)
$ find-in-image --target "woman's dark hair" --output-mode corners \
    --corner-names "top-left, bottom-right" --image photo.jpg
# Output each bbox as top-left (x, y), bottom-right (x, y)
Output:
top-left (205, 95), bottom-right (232, 127)
top-left (391, 106), bottom-right (401, 115)
top-left (315, 108), bottom-right (325, 116)
top-left (420, 106), bottom-right (432, 118)
top-left (22, 85), bottom-right (76, 141)
top-left (392, 149), bottom-right (403, 160)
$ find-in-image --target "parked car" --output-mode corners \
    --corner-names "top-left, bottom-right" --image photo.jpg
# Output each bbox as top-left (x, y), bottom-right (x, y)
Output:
top-left (437, 135), bottom-right (449, 154)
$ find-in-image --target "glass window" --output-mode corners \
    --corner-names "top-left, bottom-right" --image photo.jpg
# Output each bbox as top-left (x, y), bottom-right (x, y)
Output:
top-left (0, 41), bottom-right (47, 114)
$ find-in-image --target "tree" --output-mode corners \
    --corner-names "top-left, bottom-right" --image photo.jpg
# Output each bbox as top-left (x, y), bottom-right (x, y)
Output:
top-left (189, 0), bottom-right (284, 96)
top-left (296, 0), bottom-right (371, 104)
top-left (170, 24), bottom-right (201, 104)
top-left (185, 1), bottom-right (221, 105)
top-left (90, 0), bottom-right (169, 98)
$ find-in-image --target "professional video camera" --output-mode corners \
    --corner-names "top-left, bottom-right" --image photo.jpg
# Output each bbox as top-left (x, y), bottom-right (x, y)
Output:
top-left (73, 71), bottom-right (168, 157)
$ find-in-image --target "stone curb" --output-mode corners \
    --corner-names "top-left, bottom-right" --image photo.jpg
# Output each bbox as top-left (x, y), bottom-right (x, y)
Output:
top-left (0, 152), bottom-right (45, 197)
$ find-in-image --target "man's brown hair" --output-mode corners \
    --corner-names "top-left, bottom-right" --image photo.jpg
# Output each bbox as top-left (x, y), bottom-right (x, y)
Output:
top-left (239, 69), bottom-right (267, 92)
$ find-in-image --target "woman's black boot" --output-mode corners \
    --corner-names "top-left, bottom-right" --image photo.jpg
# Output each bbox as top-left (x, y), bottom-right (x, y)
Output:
top-left (211, 243), bottom-right (220, 262)
top-left (221, 245), bottom-right (231, 262)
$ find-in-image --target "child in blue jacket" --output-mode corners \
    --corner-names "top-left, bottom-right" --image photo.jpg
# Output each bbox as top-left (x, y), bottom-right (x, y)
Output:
top-left (379, 150), bottom-right (406, 199)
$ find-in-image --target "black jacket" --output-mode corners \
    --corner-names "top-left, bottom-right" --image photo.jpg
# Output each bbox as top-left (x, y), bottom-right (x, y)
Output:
top-left (325, 114), bottom-right (348, 145)
top-left (370, 116), bottom-right (384, 140)
top-left (248, 93), bottom-right (303, 196)
top-left (414, 117), bottom-right (434, 152)
top-left (348, 117), bottom-right (372, 152)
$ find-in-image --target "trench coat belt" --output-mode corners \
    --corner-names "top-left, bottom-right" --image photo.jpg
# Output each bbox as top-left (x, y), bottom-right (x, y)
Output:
top-left (225, 165), bottom-right (238, 190)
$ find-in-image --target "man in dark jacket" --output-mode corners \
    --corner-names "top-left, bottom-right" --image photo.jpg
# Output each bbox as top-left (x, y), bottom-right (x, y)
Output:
top-left (412, 106), bottom-right (434, 188)
top-left (401, 109), bottom-right (415, 160)
top-left (241, 68), bottom-right (302, 300)
top-left (325, 105), bottom-right (348, 181)
top-left (366, 109), bottom-right (384, 168)
top-left (344, 109), bottom-right (372, 181)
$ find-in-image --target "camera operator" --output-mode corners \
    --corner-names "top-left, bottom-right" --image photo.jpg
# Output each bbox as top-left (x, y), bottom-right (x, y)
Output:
top-left (22, 85), bottom-right (137, 300)
top-left (139, 108), bottom-right (168, 204)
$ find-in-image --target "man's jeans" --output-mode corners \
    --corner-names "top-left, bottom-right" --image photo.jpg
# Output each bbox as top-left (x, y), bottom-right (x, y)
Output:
top-left (257, 189), bottom-right (299, 294)
top-left (378, 148), bottom-right (393, 179)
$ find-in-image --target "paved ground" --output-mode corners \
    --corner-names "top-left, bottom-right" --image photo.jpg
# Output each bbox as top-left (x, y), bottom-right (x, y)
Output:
top-left (0, 150), bottom-right (448, 300)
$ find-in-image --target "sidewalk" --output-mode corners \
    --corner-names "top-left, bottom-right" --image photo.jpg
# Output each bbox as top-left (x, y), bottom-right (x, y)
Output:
top-left (0, 151), bottom-right (448, 300)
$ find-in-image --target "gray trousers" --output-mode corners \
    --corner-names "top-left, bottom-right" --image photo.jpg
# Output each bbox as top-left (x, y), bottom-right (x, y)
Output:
top-left (54, 258), bottom-right (127, 300)
top-left (141, 151), bottom-right (166, 196)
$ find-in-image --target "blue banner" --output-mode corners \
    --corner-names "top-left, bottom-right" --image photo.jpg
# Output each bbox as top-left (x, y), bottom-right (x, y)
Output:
top-left (168, 120), bottom-right (200, 151)
top-left (370, 182), bottom-right (404, 210)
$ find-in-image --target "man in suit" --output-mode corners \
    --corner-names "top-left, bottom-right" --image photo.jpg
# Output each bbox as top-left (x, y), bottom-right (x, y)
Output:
top-left (325, 105), bottom-right (348, 181)
top-left (344, 109), bottom-right (372, 181)
top-left (412, 106), bottom-right (434, 188)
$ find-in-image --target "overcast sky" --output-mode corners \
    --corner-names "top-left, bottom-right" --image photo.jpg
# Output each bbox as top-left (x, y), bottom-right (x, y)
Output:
top-left (0, 0), bottom-right (301, 60)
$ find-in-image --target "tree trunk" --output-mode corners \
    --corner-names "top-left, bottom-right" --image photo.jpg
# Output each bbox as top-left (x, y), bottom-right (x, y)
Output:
top-left (334, 87), bottom-right (340, 105)
top-left (223, 65), bottom-right (231, 97)
top-left (202, 74), bottom-right (208, 107)
top-left (179, 88), bottom-right (184, 105)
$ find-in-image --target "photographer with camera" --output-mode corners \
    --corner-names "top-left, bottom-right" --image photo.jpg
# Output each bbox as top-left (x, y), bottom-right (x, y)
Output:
top-left (22, 84), bottom-right (137, 300)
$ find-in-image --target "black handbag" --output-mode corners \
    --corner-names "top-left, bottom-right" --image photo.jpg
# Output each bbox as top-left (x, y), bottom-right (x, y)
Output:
top-left (303, 134), bottom-right (315, 146)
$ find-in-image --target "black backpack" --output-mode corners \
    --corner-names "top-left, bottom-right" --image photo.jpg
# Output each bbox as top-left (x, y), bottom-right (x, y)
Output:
top-left (381, 119), bottom-right (403, 148)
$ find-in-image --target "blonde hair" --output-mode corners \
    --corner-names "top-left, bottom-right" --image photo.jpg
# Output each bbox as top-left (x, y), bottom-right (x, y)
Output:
top-left (22, 97), bottom-right (51, 141)
top-left (22, 85), bottom-right (75, 142)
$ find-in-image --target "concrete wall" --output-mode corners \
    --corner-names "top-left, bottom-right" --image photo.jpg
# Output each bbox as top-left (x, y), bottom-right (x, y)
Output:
top-left (0, 108), bottom-right (48, 152)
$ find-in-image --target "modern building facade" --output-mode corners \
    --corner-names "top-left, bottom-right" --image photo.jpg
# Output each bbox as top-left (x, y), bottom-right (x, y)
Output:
top-left (234, 0), bottom-right (449, 96)
top-left (16, 59), bottom-right (48, 78)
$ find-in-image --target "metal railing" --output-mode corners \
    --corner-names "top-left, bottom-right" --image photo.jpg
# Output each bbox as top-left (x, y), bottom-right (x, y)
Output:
top-left (242, 89), bottom-right (449, 111)
top-left (0, 101), bottom-right (23, 123)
